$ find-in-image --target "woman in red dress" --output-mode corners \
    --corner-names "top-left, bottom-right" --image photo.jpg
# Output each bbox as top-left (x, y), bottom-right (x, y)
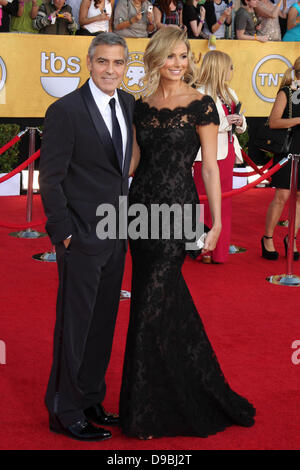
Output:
top-left (194, 50), bottom-right (246, 263)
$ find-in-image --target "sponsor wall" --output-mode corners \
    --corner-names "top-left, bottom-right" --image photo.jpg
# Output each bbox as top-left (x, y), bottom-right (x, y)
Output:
top-left (0, 33), bottom-right (300, 117)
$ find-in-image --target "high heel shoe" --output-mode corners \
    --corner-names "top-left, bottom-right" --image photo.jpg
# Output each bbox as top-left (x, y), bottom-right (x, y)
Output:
top-left (261, 236), bottom-right (279, 260)
top-left (283, 236), bottom-right (299, 261)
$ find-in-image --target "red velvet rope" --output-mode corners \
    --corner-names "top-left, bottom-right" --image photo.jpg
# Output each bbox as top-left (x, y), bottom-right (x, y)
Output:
top-left (0, 149), bottom-right (40, 184)
top-left (198, 157), bottom-right (289, 201)
top-left (232, 159), bottom-right (273, 177)
top-left (241, 149), bottom-right (265, 175)
top-left (0, 135), bottom-right (21, 156)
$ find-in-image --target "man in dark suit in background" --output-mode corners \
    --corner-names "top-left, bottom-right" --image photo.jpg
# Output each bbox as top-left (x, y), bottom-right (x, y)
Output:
top-left (39, 32), bottom-right (135, 441)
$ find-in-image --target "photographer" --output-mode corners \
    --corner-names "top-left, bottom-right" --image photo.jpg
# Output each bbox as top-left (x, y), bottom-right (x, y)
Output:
top-left (183, 0), bottom-right (206, 38)
top-left (153, 0), bottom-right (184, 30)
top-left (34, 0), bottom-right (77, 34)
top-left (114, 0), bottom-right (155, 37)
top-left (77, 0), bottom-right (112, 35)
top-left (202, 0), bottom-right (232, 39)
top-left (235, 0), bottom-right (268, 41)
top-left (254, 0), bottom-right (287, 41)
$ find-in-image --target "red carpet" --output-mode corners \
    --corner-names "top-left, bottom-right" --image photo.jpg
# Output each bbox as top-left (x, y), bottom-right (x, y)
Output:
top-left (0, 189), bottom-right (300, 450)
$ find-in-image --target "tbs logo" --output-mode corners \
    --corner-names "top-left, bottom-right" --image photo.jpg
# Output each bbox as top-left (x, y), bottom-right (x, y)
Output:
top-left (40, 52), bottom-right (81, 98)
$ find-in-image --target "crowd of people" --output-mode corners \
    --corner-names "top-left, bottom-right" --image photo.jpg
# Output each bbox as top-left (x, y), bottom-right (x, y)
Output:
top-left (0, 0), bottom-right (300, 41)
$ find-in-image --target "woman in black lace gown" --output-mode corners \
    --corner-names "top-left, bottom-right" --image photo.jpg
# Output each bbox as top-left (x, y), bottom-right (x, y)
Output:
top-left (119, 27), bottom-right (255, 439)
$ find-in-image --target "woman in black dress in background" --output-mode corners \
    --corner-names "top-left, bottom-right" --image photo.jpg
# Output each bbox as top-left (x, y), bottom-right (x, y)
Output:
top-left (119, 27), bottom-right (255, 439)
top-left (261, 57), bottom-right (300, 261)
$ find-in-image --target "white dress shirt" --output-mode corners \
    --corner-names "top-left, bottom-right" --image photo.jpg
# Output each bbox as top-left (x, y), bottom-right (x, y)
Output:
top-left (88, 78), bottom-right (128, 169)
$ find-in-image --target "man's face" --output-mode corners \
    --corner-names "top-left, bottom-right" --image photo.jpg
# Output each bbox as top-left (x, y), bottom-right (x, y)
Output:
top-left (87, 44), bottom-right (127, 97)
top-left (54, 0), bottom-right (65, 10)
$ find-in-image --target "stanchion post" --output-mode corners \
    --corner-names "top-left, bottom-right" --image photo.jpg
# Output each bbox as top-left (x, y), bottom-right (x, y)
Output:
top-left (25, 128), bottom-right (35, 230)
top-left (286, 154), bottom-right (299, 276)
top-left (9, 127), bottom-right (46, 239)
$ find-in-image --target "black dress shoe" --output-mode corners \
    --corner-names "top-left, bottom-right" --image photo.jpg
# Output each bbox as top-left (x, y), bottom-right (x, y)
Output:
top-left (49, 414), bottom-right (112, 441)
top-left (261, 236), bottom-right (278, 260)
top-left (85, 404), bottom-right (119, 426)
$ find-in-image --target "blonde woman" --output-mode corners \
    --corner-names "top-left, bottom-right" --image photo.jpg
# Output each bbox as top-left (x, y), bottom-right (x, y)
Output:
top-left (261, 57), bottom-right (300, 260)
top-left (194, 50), bottom-right (246, 264)
top-left (119, 27), bottom-right (255, 439)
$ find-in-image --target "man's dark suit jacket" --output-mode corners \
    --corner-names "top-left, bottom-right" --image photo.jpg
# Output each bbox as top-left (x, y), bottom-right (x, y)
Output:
top-left (39, 81), bottom-right (135, 255)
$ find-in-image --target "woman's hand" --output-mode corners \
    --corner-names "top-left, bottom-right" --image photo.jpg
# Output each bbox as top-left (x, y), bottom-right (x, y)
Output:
top-left (200, 6), bottom-right (206, 21)
top-left (63, 12), bottom-right (73, 23)
top-left (226, 114), bottom-right (242, 126)
top-left (256, 34), bottom-right (268, 42)
top-left (134, 12), bottom-right (143, 22)
top-left (202, 225), bottom-right (222, 253)
top-left (147, 11), bottom-right (154, 23)
top-left (96, 12), bottom-right (110, 21)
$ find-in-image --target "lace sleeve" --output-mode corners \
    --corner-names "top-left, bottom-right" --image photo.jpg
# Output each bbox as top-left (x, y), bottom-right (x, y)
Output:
top-left (195, 95), bottom-right (220, 127)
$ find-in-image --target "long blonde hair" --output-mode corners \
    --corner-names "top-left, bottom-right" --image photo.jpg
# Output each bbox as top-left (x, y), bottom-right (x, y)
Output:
top-left (143, 27), bottom-right (199, 96)
top-left (280, 56), bottom-right (300, 89)
top-left (197, 50), bottom-right (236, 106)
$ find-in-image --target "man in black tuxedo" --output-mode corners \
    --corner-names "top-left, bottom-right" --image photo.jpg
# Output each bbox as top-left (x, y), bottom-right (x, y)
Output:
top-left (39, 32), bottom-right (135, 441)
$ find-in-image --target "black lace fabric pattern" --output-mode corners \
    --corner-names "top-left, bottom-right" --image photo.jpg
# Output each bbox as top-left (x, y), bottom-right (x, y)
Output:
top-left (119, 97), bottom-right (255, 438)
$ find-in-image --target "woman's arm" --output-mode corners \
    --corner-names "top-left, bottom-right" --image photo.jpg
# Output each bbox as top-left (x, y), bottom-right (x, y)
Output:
top-left (254, 0), bottom-right (282, 19)
top-left (16, 0), bottom-right (24, 17)
top-left (146, 9), bottom-right (155, 32)
top-left (30, 0), bottom-right (39, 19)
top-left (114, 1), bottom-right (142, 31)
top-left (129, 125), bottom-right (141, 176)
top-left (197, 122), bottom-right (222, 252)
top-left (208, 6), bottom-right (232, 34)
top-left (236, 28), bottom-right (268, 41)
top-left (287, 6), bottom-right (300, 30)
top-left (153, 6), bottom-right (165, 29)
top-left (79, 0), bottom-right (109, 26)
top-left (188, 6), bottom-right (205, 37)
top-left (279, 0), bottom-right (288, 18)
top-left (269, 90), bottom-right (300, 128)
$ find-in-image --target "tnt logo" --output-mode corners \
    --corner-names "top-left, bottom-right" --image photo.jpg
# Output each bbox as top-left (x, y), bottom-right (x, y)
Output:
top-left (0, 340), bottom-right (6, 365)
top-left (40, 52), bottom-right (81, 98)
top-left (0, 57), bottom-right (7, 92)
top-left (0, 57), bottom-right (7, 104)
top-left (120, 52), bottom-right (146, 98)
top-left (252, 54), bottom-right (292, 103)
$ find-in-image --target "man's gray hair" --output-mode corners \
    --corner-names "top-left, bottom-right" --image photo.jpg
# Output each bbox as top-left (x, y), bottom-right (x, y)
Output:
top-left (88, 32), bottom-right (129, 62)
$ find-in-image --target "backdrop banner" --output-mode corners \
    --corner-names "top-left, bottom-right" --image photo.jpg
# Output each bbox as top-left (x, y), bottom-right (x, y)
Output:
top-left (0, 33), bottom-right (299, 118)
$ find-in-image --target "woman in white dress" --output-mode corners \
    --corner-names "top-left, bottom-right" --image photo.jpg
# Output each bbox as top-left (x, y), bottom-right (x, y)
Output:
top-left (77, 0), bottom-right (112, 35)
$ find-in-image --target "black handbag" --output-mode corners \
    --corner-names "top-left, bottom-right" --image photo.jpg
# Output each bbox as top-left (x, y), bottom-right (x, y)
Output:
top-left (254, 87), bottom-right (293, 154)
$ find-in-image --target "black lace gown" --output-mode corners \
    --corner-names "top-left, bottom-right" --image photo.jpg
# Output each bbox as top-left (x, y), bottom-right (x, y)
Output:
top-left (119, 97), bottom-right (255, 438)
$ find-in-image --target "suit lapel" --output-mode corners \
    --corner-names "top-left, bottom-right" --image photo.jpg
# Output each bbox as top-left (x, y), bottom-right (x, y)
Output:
top-left (118, 90), bottom-right (133, 176)
top-left (80, 81), bottom-right (120, 173)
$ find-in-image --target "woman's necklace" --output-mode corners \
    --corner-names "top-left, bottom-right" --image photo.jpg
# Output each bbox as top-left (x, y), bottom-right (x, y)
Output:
top-left (218, 95), bottom-right (232, 113)
top-left (133, 0), bottom-right (142, 12)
